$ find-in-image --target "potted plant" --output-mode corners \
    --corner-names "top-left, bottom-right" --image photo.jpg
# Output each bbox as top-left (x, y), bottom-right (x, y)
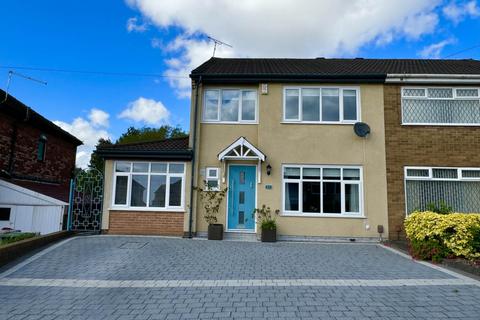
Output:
top-left (196, 181), bottom-right (227, 240)
top-left (254, 205), bottom-right (279, 242)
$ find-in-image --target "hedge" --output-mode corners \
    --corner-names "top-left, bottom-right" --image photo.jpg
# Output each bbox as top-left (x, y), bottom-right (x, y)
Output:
top-left (405, 211), bottom-right (480, 261)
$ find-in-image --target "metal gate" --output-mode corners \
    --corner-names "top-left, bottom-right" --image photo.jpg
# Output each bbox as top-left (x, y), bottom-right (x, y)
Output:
top-left (68, 168), bottom-right (103, 232)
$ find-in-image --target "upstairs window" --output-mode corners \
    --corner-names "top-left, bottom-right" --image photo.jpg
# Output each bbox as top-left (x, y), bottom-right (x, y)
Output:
top-left (283, 87), bottom-right (360, 123)
top-left (37, 134), bottom-right (47, 161)
top-left (203, 89), bottom-right (257, 123)
top-left (402, 87), bottom-right (480, 125)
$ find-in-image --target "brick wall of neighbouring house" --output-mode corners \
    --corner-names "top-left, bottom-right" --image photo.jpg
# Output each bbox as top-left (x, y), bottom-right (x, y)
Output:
top-left (384, 84), bottom-right (480, 240)
top-left (108, 211), bottom-right (184, 236)
top-left (0, 113), bottom-right (77, 201)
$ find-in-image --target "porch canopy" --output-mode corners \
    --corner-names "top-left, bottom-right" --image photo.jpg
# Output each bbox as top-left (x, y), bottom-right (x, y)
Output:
top-left (217, 137), bottom-right (266, 183)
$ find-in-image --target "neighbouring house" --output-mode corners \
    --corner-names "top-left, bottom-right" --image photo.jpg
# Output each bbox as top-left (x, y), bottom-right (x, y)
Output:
top-left (0, 89), bottom-right (82, 234)
top-left (98, 57), bottom-right (480, 241)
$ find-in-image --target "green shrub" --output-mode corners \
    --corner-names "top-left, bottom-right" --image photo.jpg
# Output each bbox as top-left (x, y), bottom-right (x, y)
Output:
top-left (0, 233), bottom-right (37, 246)
top-left (425, 200), bottom-right (453, 215)
top-left (405, 211), bottom-right (480, 261)
top-left (408, 238), bottom-right (451, 262)
top-left (254, 205), bottom-right (279, 231)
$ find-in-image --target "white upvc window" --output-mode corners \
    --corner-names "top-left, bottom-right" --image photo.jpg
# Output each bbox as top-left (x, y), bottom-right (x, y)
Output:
top-left (283, 87), bottom-right (360, 124)
top-left (203, 89), bottom-right (258, 123)
top-left (401, 87), bottom-right (480, 125)
top-left (205, 167), bottom-right (220, 191)
top-left (282, 165), bottom-right (363, 217)
top-left (112, 161), bottom-right (186, 211)
top-left (404, 166), bottom-right (480, 215)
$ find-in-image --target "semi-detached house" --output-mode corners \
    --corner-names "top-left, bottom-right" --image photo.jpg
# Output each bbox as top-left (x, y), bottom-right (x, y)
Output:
top-left (97, 58), bottom-right (480, 241)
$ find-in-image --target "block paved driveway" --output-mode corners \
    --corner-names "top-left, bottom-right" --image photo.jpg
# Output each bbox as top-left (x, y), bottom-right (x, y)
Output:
top-left (0, 236), bottom-right (479, 320)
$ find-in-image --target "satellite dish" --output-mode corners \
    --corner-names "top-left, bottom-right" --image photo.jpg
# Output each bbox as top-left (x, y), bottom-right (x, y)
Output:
top-left (354, 122), bottom-right (370, 137)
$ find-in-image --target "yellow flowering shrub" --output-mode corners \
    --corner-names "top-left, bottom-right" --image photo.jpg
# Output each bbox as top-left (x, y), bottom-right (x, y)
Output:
top-left (405, 211), bottom-right (480, 260)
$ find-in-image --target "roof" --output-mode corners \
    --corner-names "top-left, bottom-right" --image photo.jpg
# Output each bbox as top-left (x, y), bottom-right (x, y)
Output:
top-left (95, 136), bottom-right (192, 160)
top-left (0, 178), bottom-right (68, 206)
top-left (0, 177), bottom-right (70, 203)
top-left (0, 89), bottom-right (83, 146)
top-left (190, 58), bottom-right (480, 83)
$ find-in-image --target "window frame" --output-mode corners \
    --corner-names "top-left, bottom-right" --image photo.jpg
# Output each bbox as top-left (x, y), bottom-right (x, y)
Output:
top-left (281, 164), bottom-right (364, 218)
top-left (205, 167), bottom-right (220, 191)
top-left (111, 161), bottom-right (186, 211)
top-left (401, 87), bottom-right (480, 126)
top-left (282, 86), bottom-right (361, 124)
top-left (404, 166), bottom-right (480, 216)
top-left (37, 134), bottom-right (47, 161)
top-left (202, 88), bottom-right (259, 124)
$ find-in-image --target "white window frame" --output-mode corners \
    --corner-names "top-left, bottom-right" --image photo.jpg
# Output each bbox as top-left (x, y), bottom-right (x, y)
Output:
top-left (405, 166), bottom-right (480, 182)
top-left (205, 167), bottom-right (220, 191)
top-left (202, 88), bottom-right (258, 124)
top-left (111, 161), bottom-right (186, 211)
top-left (404, 166), bottom-right (480, 215)
top-left (282, 86), bottom-right (361, 124)
top-left (401, 87), bottom-right (480, 126)
top-left (281, 164), bottom-right (364, 218)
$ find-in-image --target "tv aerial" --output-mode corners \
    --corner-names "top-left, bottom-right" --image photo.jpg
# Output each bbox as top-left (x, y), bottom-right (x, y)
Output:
top-left (207, 36), bottom-right (232, 57)
top-left (2, 70), bottom-right (47, 103)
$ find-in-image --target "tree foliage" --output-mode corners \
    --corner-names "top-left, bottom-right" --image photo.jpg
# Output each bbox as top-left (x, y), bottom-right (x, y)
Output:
top-left (116, 126), bottom-right (187, 145)
top-left (89, 125), bottom-right (187, 173)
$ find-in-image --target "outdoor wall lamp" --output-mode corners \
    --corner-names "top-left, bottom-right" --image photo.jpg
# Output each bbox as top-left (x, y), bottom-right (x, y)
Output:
top-left (266, 164), bottom-right (272, 176)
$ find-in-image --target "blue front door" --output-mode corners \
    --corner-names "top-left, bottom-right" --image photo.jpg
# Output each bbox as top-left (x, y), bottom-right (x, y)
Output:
top-left (228, 165), bottom-right (256, 231)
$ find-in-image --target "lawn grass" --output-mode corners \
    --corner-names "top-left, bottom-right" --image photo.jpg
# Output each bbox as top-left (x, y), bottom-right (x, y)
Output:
top-left (0, 233), bottom-right (37, 246)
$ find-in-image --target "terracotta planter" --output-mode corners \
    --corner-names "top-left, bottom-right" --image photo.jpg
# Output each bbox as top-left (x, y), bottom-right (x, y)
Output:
top-left (261, 228), bottom-right (276, 242)
top-left (208, 224), bottom-right (223, 240)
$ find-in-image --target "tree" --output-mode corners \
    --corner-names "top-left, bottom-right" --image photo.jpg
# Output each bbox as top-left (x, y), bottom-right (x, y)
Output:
top-left (89, 125), bottom-right (188, 173)
top-left (89, 138), bottom-right (113, 172)
top-left (116, 125), bottom-right (187, 145)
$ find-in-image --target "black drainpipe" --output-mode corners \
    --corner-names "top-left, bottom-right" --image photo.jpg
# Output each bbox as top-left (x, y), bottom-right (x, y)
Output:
top-left (188, 76), bottom-right (201, 238)
top-left (7, 121), bottom-right (18, 175)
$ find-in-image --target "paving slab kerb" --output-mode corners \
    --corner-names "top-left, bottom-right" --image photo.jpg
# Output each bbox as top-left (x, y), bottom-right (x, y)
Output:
top-left (0, 236), bottom-right (479, 320)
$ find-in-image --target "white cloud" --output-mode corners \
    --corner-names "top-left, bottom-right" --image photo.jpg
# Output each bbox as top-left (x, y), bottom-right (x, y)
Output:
top-left (128, 0), bottom-right (442, 96)
top-left (419, 38), bottom-right (456, 58)
top-left (54, 109), bottom-right (112, 168)
top-left (118, 97), bottom-right (170, 125)
top-left (126, 16), bottom-right (148, 32)
top-left (88, 108), bottom-right (109, 127)
top-left (443, 1), bottom-right (480, 24)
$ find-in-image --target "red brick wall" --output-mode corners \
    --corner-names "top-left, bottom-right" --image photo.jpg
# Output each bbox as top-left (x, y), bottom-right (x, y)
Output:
top-left (0, 113), bottom-right (77, 201)
top-left (108, 211), bottom-right (184, 236)
top-left (384, 85), bottom-right (480, 240)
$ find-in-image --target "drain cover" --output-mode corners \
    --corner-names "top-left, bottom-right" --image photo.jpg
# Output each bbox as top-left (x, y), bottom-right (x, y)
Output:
top-left (119, 242), bottom-right (148, 249)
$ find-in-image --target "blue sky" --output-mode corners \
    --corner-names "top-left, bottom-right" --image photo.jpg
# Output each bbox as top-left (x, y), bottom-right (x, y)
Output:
top-left (1, 0), bottom-right (480, 167)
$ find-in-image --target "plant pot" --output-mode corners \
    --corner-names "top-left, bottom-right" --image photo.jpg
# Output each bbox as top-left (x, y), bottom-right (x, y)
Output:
top-left (261, 228), bottom-right (276, 242)
top-left (208, 224), bottom-right (223, 240)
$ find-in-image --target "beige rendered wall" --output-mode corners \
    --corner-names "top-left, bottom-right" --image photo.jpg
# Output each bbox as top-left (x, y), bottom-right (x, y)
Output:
top-left (192, 83), bottom-right (389, 239)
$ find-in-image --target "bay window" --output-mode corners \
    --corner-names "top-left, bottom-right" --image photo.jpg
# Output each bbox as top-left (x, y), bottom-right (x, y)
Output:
top-left (405, 167), bottom-right (480, 214)
top-left (113, 161), bottom-right (185, 210)
top-left (203, 89), bottom-right (257, 123)
top-left (283, 165), bottom-right (363, 216)
top-left (283, 87), bottom-right (360, 123)
top-left (401, 87), bottom-right (480, 125)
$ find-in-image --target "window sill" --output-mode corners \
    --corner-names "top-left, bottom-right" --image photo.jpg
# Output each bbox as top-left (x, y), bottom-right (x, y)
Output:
top-left (281, 213), bottom-right (366, 219)
top-left (402, 123), bottom-right (480, 127)
top-left (280, 121), bottom-right (357, 125)
top-left (109, 207), bottom-right (185, 213)
top-left (202, 121), bottom-right (258, 125)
